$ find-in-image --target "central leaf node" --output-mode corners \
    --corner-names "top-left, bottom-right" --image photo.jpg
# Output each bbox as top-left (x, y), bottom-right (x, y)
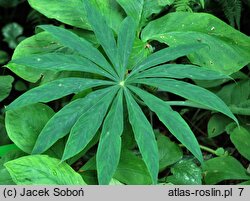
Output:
top-left (119, 81), bottom-right (125, 87)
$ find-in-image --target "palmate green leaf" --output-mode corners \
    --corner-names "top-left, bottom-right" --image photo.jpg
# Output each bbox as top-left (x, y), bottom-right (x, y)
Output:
top-left (10, 53), bottom-right (115, 80)
top-left (133, 64), bottom-right (231, 81)
top-left (0, 75), bottom-right (14, 102)
top-left (84, 1), bottom-right (119, 71)
top-left (230, 126), bottom-right (250, 161)
top-left (134, 78), bottom-right (237, 123)
top-left (128, 43), bottom-right (206, 77)
top-left (5, 103), bottom-right (54, 154)
top-left (6, 78), bottom-right (114, 111)
top-left (129, 86), bottom-right (202, 163)
top-left (124, 88), bottom-right (159, 184)
top-left (141, 12), bottom-right (250, 74)
top-left (116, 0), bottom-right (144, 26)
top-left (202, 156), bottom-right (250, 184)
top-left (62, 86), bottom-right (119, 161)
top-left (4, 155), bottom-right (86, 185)
top-left (39, 25), bottom-right (118, 79)
top-left (117, 17), bottom-right (136, 78)
top-left (32, 87), bottom-right (116, 154)
top-left (97, 90), bottom-right (123, 185)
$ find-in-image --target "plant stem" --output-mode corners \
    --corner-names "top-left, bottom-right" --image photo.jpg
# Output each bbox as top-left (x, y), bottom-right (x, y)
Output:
top-left (179, 144), bottom-right (217, 155)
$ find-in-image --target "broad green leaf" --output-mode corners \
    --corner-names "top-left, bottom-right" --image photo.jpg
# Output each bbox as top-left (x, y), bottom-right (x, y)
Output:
top-left (140, 0), bottom-right (174, 28)
top-left (167, 160), bottom-right (202, 185)
top-left (141, 12), bottom-right (250, 74)
top-left (133, 64), bottom-right (231, 80)
top-left (134, 78), bottom-right (237, 123)
top-left (128, 44), bottom-right (206, 77)
top-left (0, 75), bottom-right (14, 102)
top-left (207, 114), bottom-right (232, 138)
top-left (116, 0), bottom-right (143, 26)
top-left (6, 78), bottom-right (113, 111)
top-left (62, 86), bottom-right (119, 161)
top-left (0, 150), bottom-right (26, 185)
top-left (0, 168), bottom-right (15, 185)
top-left (156, 132), bottom-right (183, 170)
top-left (129, 86), bottom-right (202, 163)
top-left (114, 150), bottom-right (152, 185)
top-left (80, 170), bottom-right (98, 185)
top-left (4, 155), bottom-right (85, 184)
top-left (217, 80), bottom-right (250, 115)
top-left (81, 150), bottom-right (152, 185)
top-left (109, 178), bottom-right (124, 185)
top-left (84, 1), bottom-right (119, 71)
top-left (38, 25), bottom-right (117, 79)
top-left (10, 53), bottom-right (115, 80)
top-left (32, 87), bottom-right (114, 154)
top-left (202, 156), bottom-right (250, 184)
top-left (240, 180), bottom-right (250, 185)
top-left (28, 0), bottom-right (124, 32)
top-left (5, 103), bottom-right (54, 153)
top-left (230, 126), bottom-right (250, 161)
top-left (97, 90), bottom-right (124, 185)
top-left (117, 17), bottom-right (136, 78)
top-left (0, 144), bottom-right (19, 157)
top-left (124, 88), bottom-right (159, 184)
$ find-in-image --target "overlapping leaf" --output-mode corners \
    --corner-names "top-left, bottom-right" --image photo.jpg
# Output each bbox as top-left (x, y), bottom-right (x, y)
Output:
top-left (124, 88), bottom-right (159, 184)
top-left (62, 86), bottom-right (119, 161)
top-left (129, 86), bottom-right (202, 162)
top-left (32, 88), bottom-right (113, 154)
top-left (117, 17), bottom-right (136, 78)
top-left (10, 53), bottom-right (115, 80)
top-left (84, 1), bottom-right (119, 71)
top-left (6, 78), bottom-right (113, 110)
top-left (132, 78), bottom-right (237, 123)
top-left (133, 64), bottom-right (231, 81)
top-left (128, 43), bottom-right (206, 78)
top-left (38, 25), bottom-right (118, 79)
top-left (97, 90), bottom-right (124, 184)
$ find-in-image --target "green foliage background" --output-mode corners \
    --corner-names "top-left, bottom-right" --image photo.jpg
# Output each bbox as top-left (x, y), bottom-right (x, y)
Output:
top-left (0, 0), bottom-right (250, 185)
